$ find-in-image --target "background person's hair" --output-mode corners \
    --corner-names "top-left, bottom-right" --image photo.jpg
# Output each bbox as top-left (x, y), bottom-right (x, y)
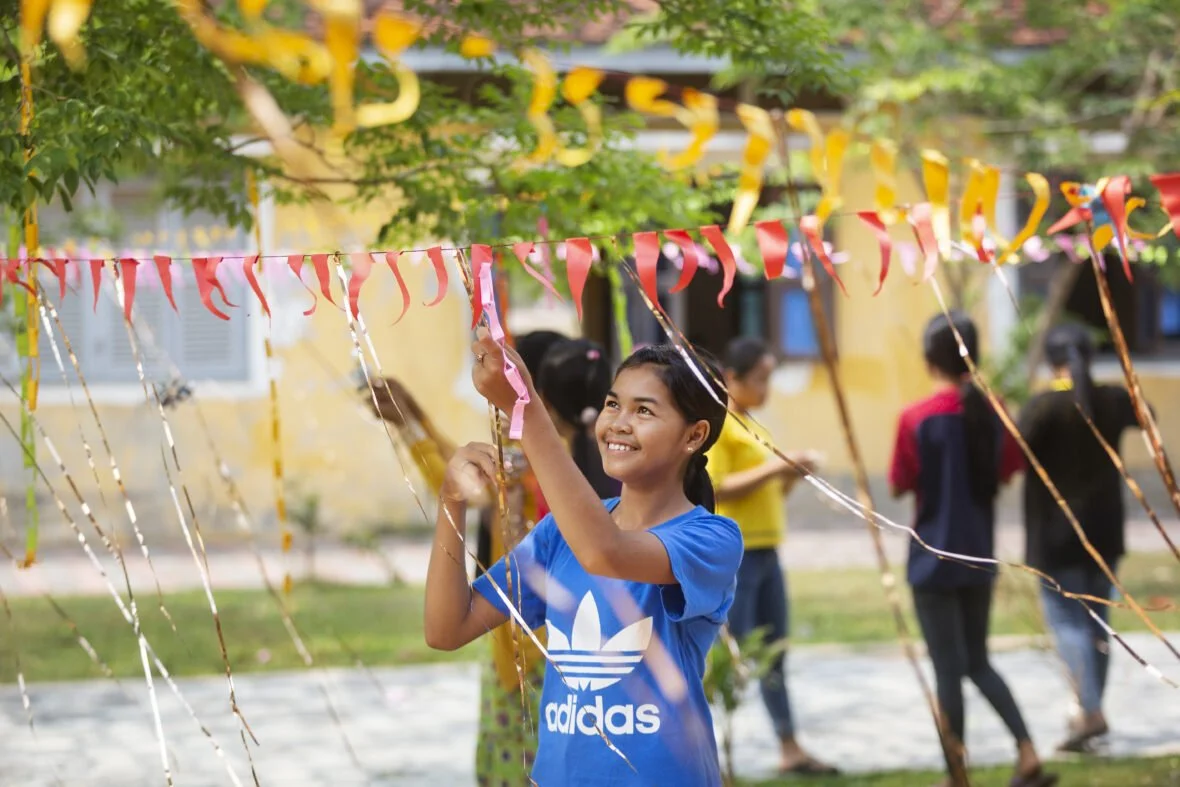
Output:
top-left (1044, 322), bottom-right (1096, 418)
top-left (537, 338), bottom-right (619, 499)
top-left (923, 311), bottom-right (998, 503)
top-left (515, 330), bottom-right (567, 379)
top-left (724, 336), bottom-right (772, 379)
top-left (537, 339), bottom-right (613, 430)
top-left (616, 344), bottom-right (728, 512)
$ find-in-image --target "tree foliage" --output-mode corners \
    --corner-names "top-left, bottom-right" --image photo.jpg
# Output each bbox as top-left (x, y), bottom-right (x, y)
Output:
top-left (0, 0), bottom-right (849, 257)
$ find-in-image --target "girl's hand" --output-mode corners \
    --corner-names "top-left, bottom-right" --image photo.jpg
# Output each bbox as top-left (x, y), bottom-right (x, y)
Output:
top-left (470, 327), bottom-right (537, 414)
top-left (441, 443), bottom-right (498, 506)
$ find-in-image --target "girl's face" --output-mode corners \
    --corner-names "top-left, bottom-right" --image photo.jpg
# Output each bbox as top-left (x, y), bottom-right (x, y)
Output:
top-left (595, 365), bottom-right (709, 487)
top-left (725, 353), bottom-right (775, 410)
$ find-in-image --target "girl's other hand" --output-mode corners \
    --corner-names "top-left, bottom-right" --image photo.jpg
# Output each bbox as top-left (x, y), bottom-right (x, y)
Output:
top-left (441, 443), bottom-right (498, 506)
top-left (470, 327), bottom-right (537, 414)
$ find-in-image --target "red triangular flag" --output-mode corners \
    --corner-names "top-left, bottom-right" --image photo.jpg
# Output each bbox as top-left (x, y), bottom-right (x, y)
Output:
top-left (37, 258), bottom-right (69, 301)
top-left (511, 241), bottom-right (562, 299)
top-left (309, 253), bottom-right (338, 307)
top-left (424, 247), bottom-right (449, 307)
top-left (116, 258), bottom-right (140, 322)
top-left (469, 245), bottom-right (493, 328)
top-left (191, 257), bottom-right (231, 320)
top-left (664, 230), bottom-right (699, 293)
top-left (908, 204), bottom-right (941, 283)
top-left (857, 212), bottom-right (893, 296)
top-left (383, 251), bottom-right (411, 325)
top-left (1100, 175), bottom-right (1134, 282)
top-left (698, 225), bottom-right (737, 307)
top-left (242, 255), bottom-right (270, 318)
top-left (347, 251), bottom-right (374, 320)
top-left (89, 259), bottom-right (104, 312)
top-left (1149, 172), bottom-right (1180, 240)
top-left (565, 238), bottom-right (594, 321)
top-left (754, 220), bottom-right (789, 281)
top-left (153, 255), bottom-right (178, 312)
top-left (633, 231), bottom-right (661, 309)
top-left (799, 217), bottom-right (848, 296)
top-left (287, 254), bottom-right (317, 316)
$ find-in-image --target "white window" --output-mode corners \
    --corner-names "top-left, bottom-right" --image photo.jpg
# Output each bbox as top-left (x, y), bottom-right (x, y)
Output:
top-left (3, 181), bottom-right (267, 402)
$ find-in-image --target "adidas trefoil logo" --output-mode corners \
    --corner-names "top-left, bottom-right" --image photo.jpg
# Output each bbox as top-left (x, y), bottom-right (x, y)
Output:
top-left (547, 592), bottom-right (653, 691)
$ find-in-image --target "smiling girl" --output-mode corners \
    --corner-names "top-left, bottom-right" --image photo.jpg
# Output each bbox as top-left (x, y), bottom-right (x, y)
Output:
top-left (424, 331), bottom-right (742, 786)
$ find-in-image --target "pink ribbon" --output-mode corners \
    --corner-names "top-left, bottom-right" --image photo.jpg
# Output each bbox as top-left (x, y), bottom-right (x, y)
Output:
top-left (476, 253), bottom-right (530, 439)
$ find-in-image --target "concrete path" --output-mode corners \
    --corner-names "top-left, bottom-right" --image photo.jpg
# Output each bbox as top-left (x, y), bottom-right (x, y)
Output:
top-left (1, 633), bottom-right (1178, 786)
top-left (2, 519), bottom-right (1176, 598)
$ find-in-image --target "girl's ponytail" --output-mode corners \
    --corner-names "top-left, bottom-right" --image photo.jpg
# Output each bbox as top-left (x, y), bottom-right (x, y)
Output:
top-left (683, 452), bottom-right (716, 513)
top-left (959, 377), bottom-right (1000, 502)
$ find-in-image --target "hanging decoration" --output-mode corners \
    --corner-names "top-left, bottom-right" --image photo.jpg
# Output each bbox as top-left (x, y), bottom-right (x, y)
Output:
top-left (6, 170), bottom-right (1179, 326)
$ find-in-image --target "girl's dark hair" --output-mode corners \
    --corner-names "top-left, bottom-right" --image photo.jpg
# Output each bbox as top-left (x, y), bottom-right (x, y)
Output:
top-left (538, 339), bottom-right (619, 499)
top-left (923, 311), bottom-right (998, 503)
top-left (616, 344), bottom-right (728, 512)
top-left (724, 336), bottom-right (772, 379)
top-left (1044, 323), bottom-right (1095, 418)
top-left (515, 330), bottom-right (568, 379)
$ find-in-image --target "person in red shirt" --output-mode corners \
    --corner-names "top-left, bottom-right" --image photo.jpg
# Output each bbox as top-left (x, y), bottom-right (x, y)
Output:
top-left (889, 311), bottom-right (1056, 787)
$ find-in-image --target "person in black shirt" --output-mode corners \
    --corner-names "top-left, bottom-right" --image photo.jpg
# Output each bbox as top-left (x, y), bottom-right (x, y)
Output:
top-left (890, 312), bottom-right (1055, 787)
top-left (1018, 323), bottom-right (1142, 754)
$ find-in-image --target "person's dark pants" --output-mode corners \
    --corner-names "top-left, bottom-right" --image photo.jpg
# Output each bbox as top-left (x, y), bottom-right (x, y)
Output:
top-left (727, 547), bottom-right (794, 740)
top-left (1040, 562), bottom-right (1117, 717)
top-left (912, 582), bottom-right (1032, 746)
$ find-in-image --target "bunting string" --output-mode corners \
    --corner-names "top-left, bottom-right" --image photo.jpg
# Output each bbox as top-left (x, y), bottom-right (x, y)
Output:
top-left (106, 266), bottom-right (263, 780)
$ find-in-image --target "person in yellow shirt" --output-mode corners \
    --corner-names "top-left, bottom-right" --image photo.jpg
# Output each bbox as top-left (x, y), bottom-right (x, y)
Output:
top-left (707, 337), bottom-right (837, 776)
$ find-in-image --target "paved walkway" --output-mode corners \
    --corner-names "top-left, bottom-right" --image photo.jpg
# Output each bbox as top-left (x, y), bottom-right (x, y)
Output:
top-left (1, 634), bottom-right (1178, 786)
top-left (3, 519), bottom-right (1176, 598)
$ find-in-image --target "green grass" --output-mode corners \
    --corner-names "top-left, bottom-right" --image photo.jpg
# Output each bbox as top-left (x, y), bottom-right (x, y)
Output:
top-left (0, 582), bottom-right (475, 683)
top-left (744, 755), bottom-right (1180, 786)
top-left (1, 552), bottom-right (1176, 683)
top-left (786, 550), bottom-right (1180, 647)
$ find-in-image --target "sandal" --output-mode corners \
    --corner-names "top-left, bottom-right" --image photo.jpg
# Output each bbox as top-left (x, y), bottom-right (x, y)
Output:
top-left (1009, 768), bottom-right (1060, 787)
top-left (779, 759), bottom-right (840, 777)
top-left (1057, 720), bottom-right (1109, 754)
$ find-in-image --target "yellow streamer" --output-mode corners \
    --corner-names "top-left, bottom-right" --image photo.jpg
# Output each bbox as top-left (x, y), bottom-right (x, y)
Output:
top-left (553, 67), bottom-right (605, 167)
top-left (237, 0), bottom-right (268, 21)
top-left (728, 103), bottom-right (776, 234)
top-left (996, 172), bottom-right (1049, 264)
top-left (319, 0), bottom-right (362, 138)
top-left (355, 13), bottom-right (422, 129)
top-left (624, 76), bottom-right (682, 117)
top-left (870, 138), bottom-right (898, 223)
top-left (520, 48), bottom-right (559, 166)
top-left (959, 159), bottom-right (986, 237)
top-left (980, 164), bottom-right (1003, 244)
top-left (920, 149), bottom-right (951, 254)
top-left (19, 0), bottom-right (50, 53)
top-left (47, 0), bottom-right (92, 69)
top-left (659, 88), bottom-right (718, 171)
top-left (459, 34), bottom-right (495, 59)
top-left (818, 129), bottom-right (849, 223)
top-left (176, 0), bottom-right (331, 85)
top-left (627, 77), bottom-right (719, 169)
top-left (785, 109), bottom-right (846, 224)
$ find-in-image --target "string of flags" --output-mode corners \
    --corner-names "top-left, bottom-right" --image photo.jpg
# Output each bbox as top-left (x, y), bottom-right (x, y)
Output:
top-left (4, 172), bottom-right (1179, 327)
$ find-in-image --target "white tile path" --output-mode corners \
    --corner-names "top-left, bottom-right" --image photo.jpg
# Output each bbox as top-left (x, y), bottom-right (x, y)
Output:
top-left (1, 633), bottom-right (1178, 786)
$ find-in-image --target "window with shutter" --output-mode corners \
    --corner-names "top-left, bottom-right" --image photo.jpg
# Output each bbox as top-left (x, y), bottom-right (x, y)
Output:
top-left (32, 182), bottom-right (259, 389)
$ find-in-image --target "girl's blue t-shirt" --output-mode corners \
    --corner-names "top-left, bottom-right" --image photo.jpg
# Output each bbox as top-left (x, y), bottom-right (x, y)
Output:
top-left (472, 499), bottom-right (743, 787)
